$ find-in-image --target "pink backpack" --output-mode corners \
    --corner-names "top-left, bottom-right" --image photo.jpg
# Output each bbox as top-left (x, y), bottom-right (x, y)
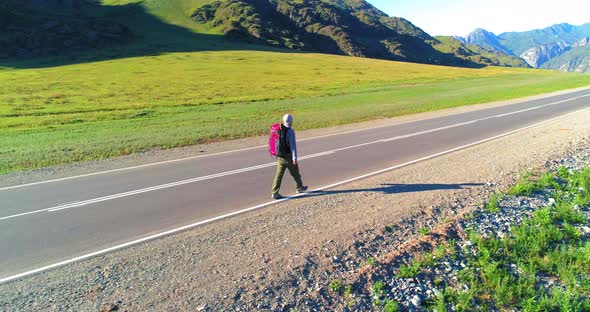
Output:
top-left (269, 123), bottom-right (281, 157)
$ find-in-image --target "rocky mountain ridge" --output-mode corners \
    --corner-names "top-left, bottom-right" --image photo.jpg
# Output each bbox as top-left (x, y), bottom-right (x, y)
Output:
top-left (574, 37), bottom-right (590, 48)
top-left (520, 41), bottom-right (570, 68)
top-left (457, 23), bottom-right (590, 72)
top-left (542, 44), bottom-right (590, 73)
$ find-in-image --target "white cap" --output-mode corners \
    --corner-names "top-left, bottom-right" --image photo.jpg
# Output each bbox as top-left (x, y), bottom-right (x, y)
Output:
top-left (283, 114), bottom-right (293, 126)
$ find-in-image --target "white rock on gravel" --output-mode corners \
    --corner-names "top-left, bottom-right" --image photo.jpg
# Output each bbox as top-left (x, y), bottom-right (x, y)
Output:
top-left (411, 294), bottom-right (421, 307)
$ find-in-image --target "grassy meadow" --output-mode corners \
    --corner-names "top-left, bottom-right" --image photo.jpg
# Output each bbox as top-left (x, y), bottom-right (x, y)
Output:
top-left (1, 51), bottom-right (590, 174)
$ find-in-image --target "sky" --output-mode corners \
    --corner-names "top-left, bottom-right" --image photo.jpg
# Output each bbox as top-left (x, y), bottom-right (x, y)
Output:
top-left (369, 0), bottom-right (590, 37)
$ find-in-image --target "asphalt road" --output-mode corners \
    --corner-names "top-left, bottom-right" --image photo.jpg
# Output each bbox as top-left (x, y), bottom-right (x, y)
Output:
top-left (1, 89), bottom-right (589, 282)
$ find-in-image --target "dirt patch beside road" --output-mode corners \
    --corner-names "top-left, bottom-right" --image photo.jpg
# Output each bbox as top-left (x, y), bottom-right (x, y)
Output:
top-left (1, 107), bottom-right (590, 311)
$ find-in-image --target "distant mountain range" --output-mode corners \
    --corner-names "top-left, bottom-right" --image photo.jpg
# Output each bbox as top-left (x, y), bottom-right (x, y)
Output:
top-left (456, 23), bottom-right (590, 73)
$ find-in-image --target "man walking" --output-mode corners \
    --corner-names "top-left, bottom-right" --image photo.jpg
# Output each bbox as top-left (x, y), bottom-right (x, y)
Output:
top-left (271, 114), bottom-right (308, 199)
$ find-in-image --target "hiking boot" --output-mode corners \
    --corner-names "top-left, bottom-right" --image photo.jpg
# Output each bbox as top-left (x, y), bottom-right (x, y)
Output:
top-left (297, 186), bottom-right (308, 194)
top-left (271, 193), bottom-right (284, 200)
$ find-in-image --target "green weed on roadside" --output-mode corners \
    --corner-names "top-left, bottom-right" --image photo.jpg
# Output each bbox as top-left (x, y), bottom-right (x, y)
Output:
top-left (329, 279), bottom-right (343, 294)
top-left (444, 167), bottom-right (590, 310)
top-left (484, 193), bottom-right (501, 213)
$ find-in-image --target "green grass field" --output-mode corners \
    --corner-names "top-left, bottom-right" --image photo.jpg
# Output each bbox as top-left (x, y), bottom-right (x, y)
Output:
top-left (1, 51), bottom-right (590, 174)
top-left (1, 0), bottom-right (590, 174)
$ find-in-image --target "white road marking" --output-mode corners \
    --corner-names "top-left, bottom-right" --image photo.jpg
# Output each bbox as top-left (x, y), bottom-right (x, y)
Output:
top-left (1, 105), bottom-right (588, 284)
top-left (0, 209), bottom-right (49, 221)
top-left (380, 120), bottom-right (477, 142)
top-left (1, 93), bottom-right (589, 220)
top-left (2, 91), bottom-right (589, 191)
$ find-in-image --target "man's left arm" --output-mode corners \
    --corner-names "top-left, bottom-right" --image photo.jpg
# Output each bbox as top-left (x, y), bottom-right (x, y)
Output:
top-left (289, 130), bottom-right (298, 165)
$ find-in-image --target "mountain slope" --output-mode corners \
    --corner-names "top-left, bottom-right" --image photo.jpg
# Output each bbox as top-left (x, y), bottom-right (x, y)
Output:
top-left (541, 42), bottom-right (590, 73)
top-left (464, 43), bottom-right (530, 68)
top-left (454, 28), bottom-right (531, 68)
top-left (189, 0), bottom-right (482, 66)
top-left (0, 0), bottom-right (133, 59)
top-left (520, 41), bottom-right (570, 68)
top-left (433, 36), bottom-right (529, 68)
top-left (0, 0), bottom-right (272, 64)
top-left (0, 0), bottom-right (496, 68)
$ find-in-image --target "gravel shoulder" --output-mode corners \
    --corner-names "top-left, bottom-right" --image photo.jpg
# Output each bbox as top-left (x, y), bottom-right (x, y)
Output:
top-left (1, 94), bottom-right (590, 311)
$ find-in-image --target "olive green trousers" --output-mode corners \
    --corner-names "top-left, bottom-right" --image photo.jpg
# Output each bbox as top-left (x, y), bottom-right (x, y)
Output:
top-left (271, 156), bottom-right (304, 195)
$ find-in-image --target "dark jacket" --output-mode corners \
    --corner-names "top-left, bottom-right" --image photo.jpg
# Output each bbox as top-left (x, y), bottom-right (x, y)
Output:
top-left (278, 124), bottom-right (298, 162)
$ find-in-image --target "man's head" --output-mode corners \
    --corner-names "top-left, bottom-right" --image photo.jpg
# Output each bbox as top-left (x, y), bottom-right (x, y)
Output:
top-left (282, 114), bottom-right (293, 127)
